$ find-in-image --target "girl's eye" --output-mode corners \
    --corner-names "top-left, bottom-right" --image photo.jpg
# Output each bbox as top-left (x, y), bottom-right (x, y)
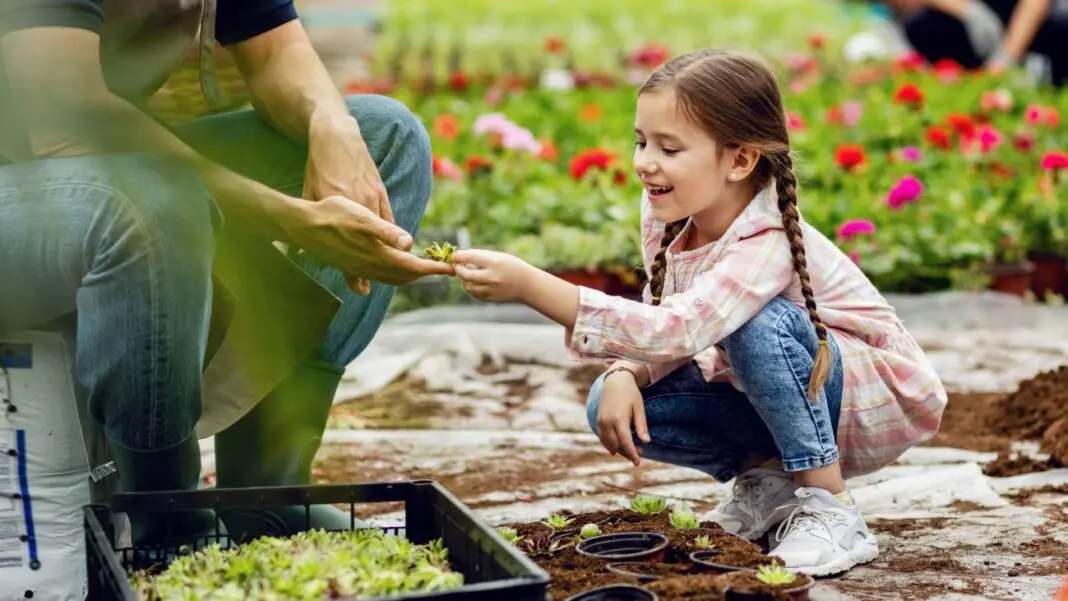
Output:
top-left (635, 140), bottom-right (647, 149)
top-left (662, 148), bottom-right (679, 156)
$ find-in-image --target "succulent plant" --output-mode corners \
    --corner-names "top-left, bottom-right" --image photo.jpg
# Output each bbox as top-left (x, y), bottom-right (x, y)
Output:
top-left (129, 528), bottom-right (463, 600)
top-left (423, 241), bottom-right (456, 263)
top-left (693, 534), bottom-right (713, 549)
top-left (496, 527), bottom-right (523, 545)
top-left (629, 493), bottom-right (667, 515)
top-left (579, 523), bottom-right (601, 539)
top-left (669, 501), bottom-right (699, 529)
top-left (541, 514), bottom-right (575, 529)
top-left (756, 562), bottom-right (798, 586)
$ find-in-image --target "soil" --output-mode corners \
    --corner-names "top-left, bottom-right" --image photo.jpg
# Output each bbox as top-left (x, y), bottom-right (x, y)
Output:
top-left (868, 517), bottom-right (949, 538)
top-left (501, 509), bottom-right (775, 600)
top-left (926, 363), bottom-right (1068, 474)
top-left (719, 570), bottom-right (813, 600)
top-left (646, 574), bottom-right (727, 600)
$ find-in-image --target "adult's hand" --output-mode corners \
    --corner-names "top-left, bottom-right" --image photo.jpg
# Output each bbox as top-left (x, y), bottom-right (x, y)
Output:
top-left (286, 195), bottom-right (453, 293)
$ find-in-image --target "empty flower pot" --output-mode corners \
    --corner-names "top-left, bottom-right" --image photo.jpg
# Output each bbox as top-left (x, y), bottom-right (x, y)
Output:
top-left (564, 584), bottom-right (659, 601)
top-left (688, 549), bottom-right (751, 575)
top-left (722, 571), bottom-right (815, 601)
top-left (575, 532), bottom-right (669, 562)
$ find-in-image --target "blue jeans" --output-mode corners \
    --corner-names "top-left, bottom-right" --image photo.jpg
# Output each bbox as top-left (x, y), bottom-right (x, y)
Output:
top-left (0, 94), bottom-right (432, 451)
top-left (585, 297), bottom-right (845, 482)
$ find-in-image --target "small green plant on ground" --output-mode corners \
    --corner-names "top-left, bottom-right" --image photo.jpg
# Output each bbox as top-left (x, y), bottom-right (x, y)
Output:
top-left (542, 514), bottom-right (575, 529)
top-left (668, 501), bottom-right (699, 529)
top-left (756, 562), bottom-right (798, 586)
top-left (496, 527), bottom-right (523, 545)
top-left (693, 535), bottom-right (713, 549)
top-left (129, 529), bottom-right (463, 601)
top-left (579, 523), bottom-right (601, 539)
top-left (630, 493), bottom-right (668, 515)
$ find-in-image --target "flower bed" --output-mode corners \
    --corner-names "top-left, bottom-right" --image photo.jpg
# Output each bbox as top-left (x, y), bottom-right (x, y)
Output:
top-left (378, 38), bottom-right (1068, 298)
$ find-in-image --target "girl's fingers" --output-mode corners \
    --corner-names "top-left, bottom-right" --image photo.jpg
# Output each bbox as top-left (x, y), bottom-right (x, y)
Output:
top-left (454, 263), bottom-right (493, 285)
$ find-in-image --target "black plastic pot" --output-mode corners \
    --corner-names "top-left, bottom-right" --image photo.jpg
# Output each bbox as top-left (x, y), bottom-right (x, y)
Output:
top-left (688, 549), bottom-right (751, 575)
top-left (575, 532), bottom-right (669, 562)
top-left (605, 562), bottom-right (659, 583)
top-left (564, 584), bottom-right (659, 601)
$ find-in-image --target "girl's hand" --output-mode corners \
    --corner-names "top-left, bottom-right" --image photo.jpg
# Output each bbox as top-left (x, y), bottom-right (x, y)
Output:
top-left (452, 249), bottom-right (534, 302)
top-left (597, 370), bottom-right (652, 466)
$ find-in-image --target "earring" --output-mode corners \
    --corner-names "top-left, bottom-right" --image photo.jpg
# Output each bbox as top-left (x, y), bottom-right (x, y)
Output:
top-left (729, 172), bottom-right (738, 181)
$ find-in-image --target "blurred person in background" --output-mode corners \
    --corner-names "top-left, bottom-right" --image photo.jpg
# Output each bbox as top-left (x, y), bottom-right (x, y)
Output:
top-left (876, 0), bottom-right (1068, 85)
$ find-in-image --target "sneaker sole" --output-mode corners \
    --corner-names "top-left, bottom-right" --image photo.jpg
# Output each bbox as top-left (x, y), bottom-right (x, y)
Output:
top-left (791, 534), bottom-right (880, 577)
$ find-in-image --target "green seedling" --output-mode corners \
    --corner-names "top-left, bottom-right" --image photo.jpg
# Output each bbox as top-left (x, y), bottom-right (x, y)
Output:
top-left (423, 241), bottom-right (456, 263)
top-left (519, 536), bottom-right (570, 558)
top-left (669, 501), bottom-right (699, 529)
top-left (630, 493), bottom-right (668, 515)
top-left (542, 514), bottom-right (575, 529)
top-left (756, 562), bottom-right (798, 586)
top-left (496, 527), bottom-right (523, 545)
top-left (693, 535), bottom-right (713, 549)
top-left (579, 523), bottom-right (601, 539)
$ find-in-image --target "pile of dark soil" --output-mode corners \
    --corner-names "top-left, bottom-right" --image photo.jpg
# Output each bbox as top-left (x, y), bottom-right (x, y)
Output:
top-left (499, 509), bottom-right (775, 601)
top-left (928, 364), bottom-right (1068, 473)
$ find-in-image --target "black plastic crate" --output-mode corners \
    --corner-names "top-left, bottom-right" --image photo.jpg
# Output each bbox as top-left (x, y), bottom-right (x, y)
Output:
top-left (84, 480), bottom-right (550, 600)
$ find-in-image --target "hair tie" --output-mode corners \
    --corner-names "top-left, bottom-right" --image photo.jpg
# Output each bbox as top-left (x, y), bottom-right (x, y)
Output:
top-left (652, 295), bottom-right (661, 302)
top-left (818, 340), bottom-right (827, 346)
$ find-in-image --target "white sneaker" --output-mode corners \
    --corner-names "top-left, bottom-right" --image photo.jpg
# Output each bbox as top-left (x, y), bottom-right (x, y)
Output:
top-left (701, 468), bottom-right (799, 540)
top-left (768, 487), bottom-right (880, 576)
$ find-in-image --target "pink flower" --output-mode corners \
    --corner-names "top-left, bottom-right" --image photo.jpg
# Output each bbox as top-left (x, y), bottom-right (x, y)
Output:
top-left (1041, 151), bottom-right (1068, 170)
top-left (786, 112), bottom-right (806, 131)
top-left (977, 125), bottom-right (1004, 153)
top-left (842, 101), bottom-right (863, 127)
top-left (472, 112), bottom-right (541, 154)
top-left (1025, 103), bottom-right (1045, 125)
top-left (848, 251), bottom-right (861, 265)
top-left (980, 89), bottom-right (1013, 113)
top-left (473, 112), bottom-right (514, 136)
top-left (432, 156), bottom-right (463, 181)
top-left (887, 175), bottom-right (923, 209)
top-left (900, 146), bottom-right (922, 162)
top-left (836, 218), bottom-right (876, 241)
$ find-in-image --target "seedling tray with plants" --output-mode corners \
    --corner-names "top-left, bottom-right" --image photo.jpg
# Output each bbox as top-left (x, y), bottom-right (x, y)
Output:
top-left (83, 480), bottom-right (549, 601)
top-left (496, 493), bottom-right (814, 601)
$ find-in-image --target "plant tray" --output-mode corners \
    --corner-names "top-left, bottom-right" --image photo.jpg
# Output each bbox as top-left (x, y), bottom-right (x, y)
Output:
top-left (84, 480), bottom-right (550, 601)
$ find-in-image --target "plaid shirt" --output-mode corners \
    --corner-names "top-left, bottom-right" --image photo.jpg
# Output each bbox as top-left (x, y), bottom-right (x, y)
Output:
top-left (568, 183), bottom-right (947, 478)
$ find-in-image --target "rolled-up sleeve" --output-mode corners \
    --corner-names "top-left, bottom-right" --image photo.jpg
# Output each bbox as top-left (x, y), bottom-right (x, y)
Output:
top-left (216, 0), bottom-right (298, 45)
top-left (568, 228), bottom-right (795, 365)
top-left (0, 0), bottom-right (102, 37)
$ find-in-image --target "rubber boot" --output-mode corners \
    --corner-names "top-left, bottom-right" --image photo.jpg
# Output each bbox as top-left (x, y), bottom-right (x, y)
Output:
top-left (214, 352), bottom-right (362, 542)
top-left (107, 432), bottom-right (223, 552)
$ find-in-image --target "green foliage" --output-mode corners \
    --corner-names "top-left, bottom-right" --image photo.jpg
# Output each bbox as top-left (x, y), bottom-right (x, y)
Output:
top-left (668, 501), bottom-right (699, 530)
top-left (629, 494), bottom-right (668, 516)
top-left (756, 562), bottom-right (799, 586)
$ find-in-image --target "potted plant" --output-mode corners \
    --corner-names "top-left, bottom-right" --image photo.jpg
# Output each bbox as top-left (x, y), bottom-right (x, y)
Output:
top-left (721, 563), bottom-right (816, 601)
top-left (575, 532), bottom-right (670, 563)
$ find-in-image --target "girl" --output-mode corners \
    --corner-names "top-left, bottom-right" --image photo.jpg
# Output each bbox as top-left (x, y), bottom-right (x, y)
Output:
top-left (451, 47), bottom-right (947, 577)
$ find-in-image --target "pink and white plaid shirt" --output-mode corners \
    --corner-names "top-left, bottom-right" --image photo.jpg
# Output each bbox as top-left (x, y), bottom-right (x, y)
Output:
top-left (568, 182), bottom-right (947, 478)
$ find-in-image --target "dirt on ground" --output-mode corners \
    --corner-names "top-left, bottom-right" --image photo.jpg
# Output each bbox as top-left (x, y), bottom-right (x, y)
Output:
top-left (926, 363), bottom-right (1068, 472)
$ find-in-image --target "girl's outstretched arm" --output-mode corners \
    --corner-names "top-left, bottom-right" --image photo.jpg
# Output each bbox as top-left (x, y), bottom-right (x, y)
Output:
top-left (451, 248), bottom-right (582, 328)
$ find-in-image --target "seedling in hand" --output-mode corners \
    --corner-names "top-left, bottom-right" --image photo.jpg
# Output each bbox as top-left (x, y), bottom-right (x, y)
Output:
top-left (423, 241), bottom-right (456, 263)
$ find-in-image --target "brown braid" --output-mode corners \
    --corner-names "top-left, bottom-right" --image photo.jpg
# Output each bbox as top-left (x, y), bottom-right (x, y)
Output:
top-left (770, 151), bottom-right (832, 400)
top-left (647, 220), bottom-right (687, 306)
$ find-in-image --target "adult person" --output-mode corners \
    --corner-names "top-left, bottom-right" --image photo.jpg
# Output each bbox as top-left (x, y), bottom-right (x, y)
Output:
top-left (876, 0), bottom-right (1068, 86)
top-left (0, 0), bottom-right (453, 547)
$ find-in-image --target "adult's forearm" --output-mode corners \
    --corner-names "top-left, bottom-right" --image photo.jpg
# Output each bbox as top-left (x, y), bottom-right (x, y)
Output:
top-left (229, 22), bottom-right (352, 144)
top-left (1000, 0), bottom-right (1050, 60)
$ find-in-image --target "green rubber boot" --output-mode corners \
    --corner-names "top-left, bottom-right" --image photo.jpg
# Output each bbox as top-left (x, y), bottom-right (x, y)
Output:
top-left (107, 432), bottom-right (224, 552)
top-left (214, 352), bottom-right (363, 543)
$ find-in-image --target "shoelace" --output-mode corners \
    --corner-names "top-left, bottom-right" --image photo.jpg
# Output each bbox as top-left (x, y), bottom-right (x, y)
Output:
top-left (773, 501), bottom-right (840, 545)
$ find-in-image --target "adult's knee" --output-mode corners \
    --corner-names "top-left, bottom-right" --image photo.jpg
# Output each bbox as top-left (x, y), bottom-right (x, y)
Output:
top-left (585, 373), bottom-right (606, 435)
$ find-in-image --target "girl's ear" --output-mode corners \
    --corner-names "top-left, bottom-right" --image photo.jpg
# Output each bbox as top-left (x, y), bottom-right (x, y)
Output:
top-left (729, 147), bottom-right (762, 181)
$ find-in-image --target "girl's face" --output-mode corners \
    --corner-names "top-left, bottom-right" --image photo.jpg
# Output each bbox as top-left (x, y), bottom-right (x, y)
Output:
top-left (633, 87), bottom-right (757, 236)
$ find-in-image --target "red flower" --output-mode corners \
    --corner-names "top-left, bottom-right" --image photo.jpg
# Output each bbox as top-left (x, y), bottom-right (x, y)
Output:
top-left (579, 103), bottom-right (604, 122)
top-left (464, 156), bottom-right (494, 176)
top-left (945, 113), bottom-right (976, 139)
top-left (807, 33), bottom-right (827, 50)
top-left (544, 36), bottom-right (566, 54)
top-left (1026, 103), bottom-right (1061, 128)
top-left (448, 71), bottom-right (469, 92)
top-left (933, 59), bottom-right (963, 82)
top-left (432, 114), bottom-right (459, 140)
top-left (629, 43), bottom-right (671, 69)
top-left (432, 156), bottom-right (463, 181)
top-left (989, 162), bottom-right (1014, 179)
top-left (613, 169), bottom-right (628, 186)
top-left (538, 139), bottom-right (559, 162)
top-left (926, 126), bottom-right (952, 150)
top-left (786, 112), bottom-right (806, 131)
top-left (1041, 151), bottom-right (1068, 170)
top-left (570, 148), bottom-right (618, 180)
top-left (892, 83), bottom-right (924, 109)
top-left (893, 52), bottom-right (925, 73)
top-left (1012, 131), bottom-right (1035, 152)
top-left (834, 144), bottom-right (866, 171)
